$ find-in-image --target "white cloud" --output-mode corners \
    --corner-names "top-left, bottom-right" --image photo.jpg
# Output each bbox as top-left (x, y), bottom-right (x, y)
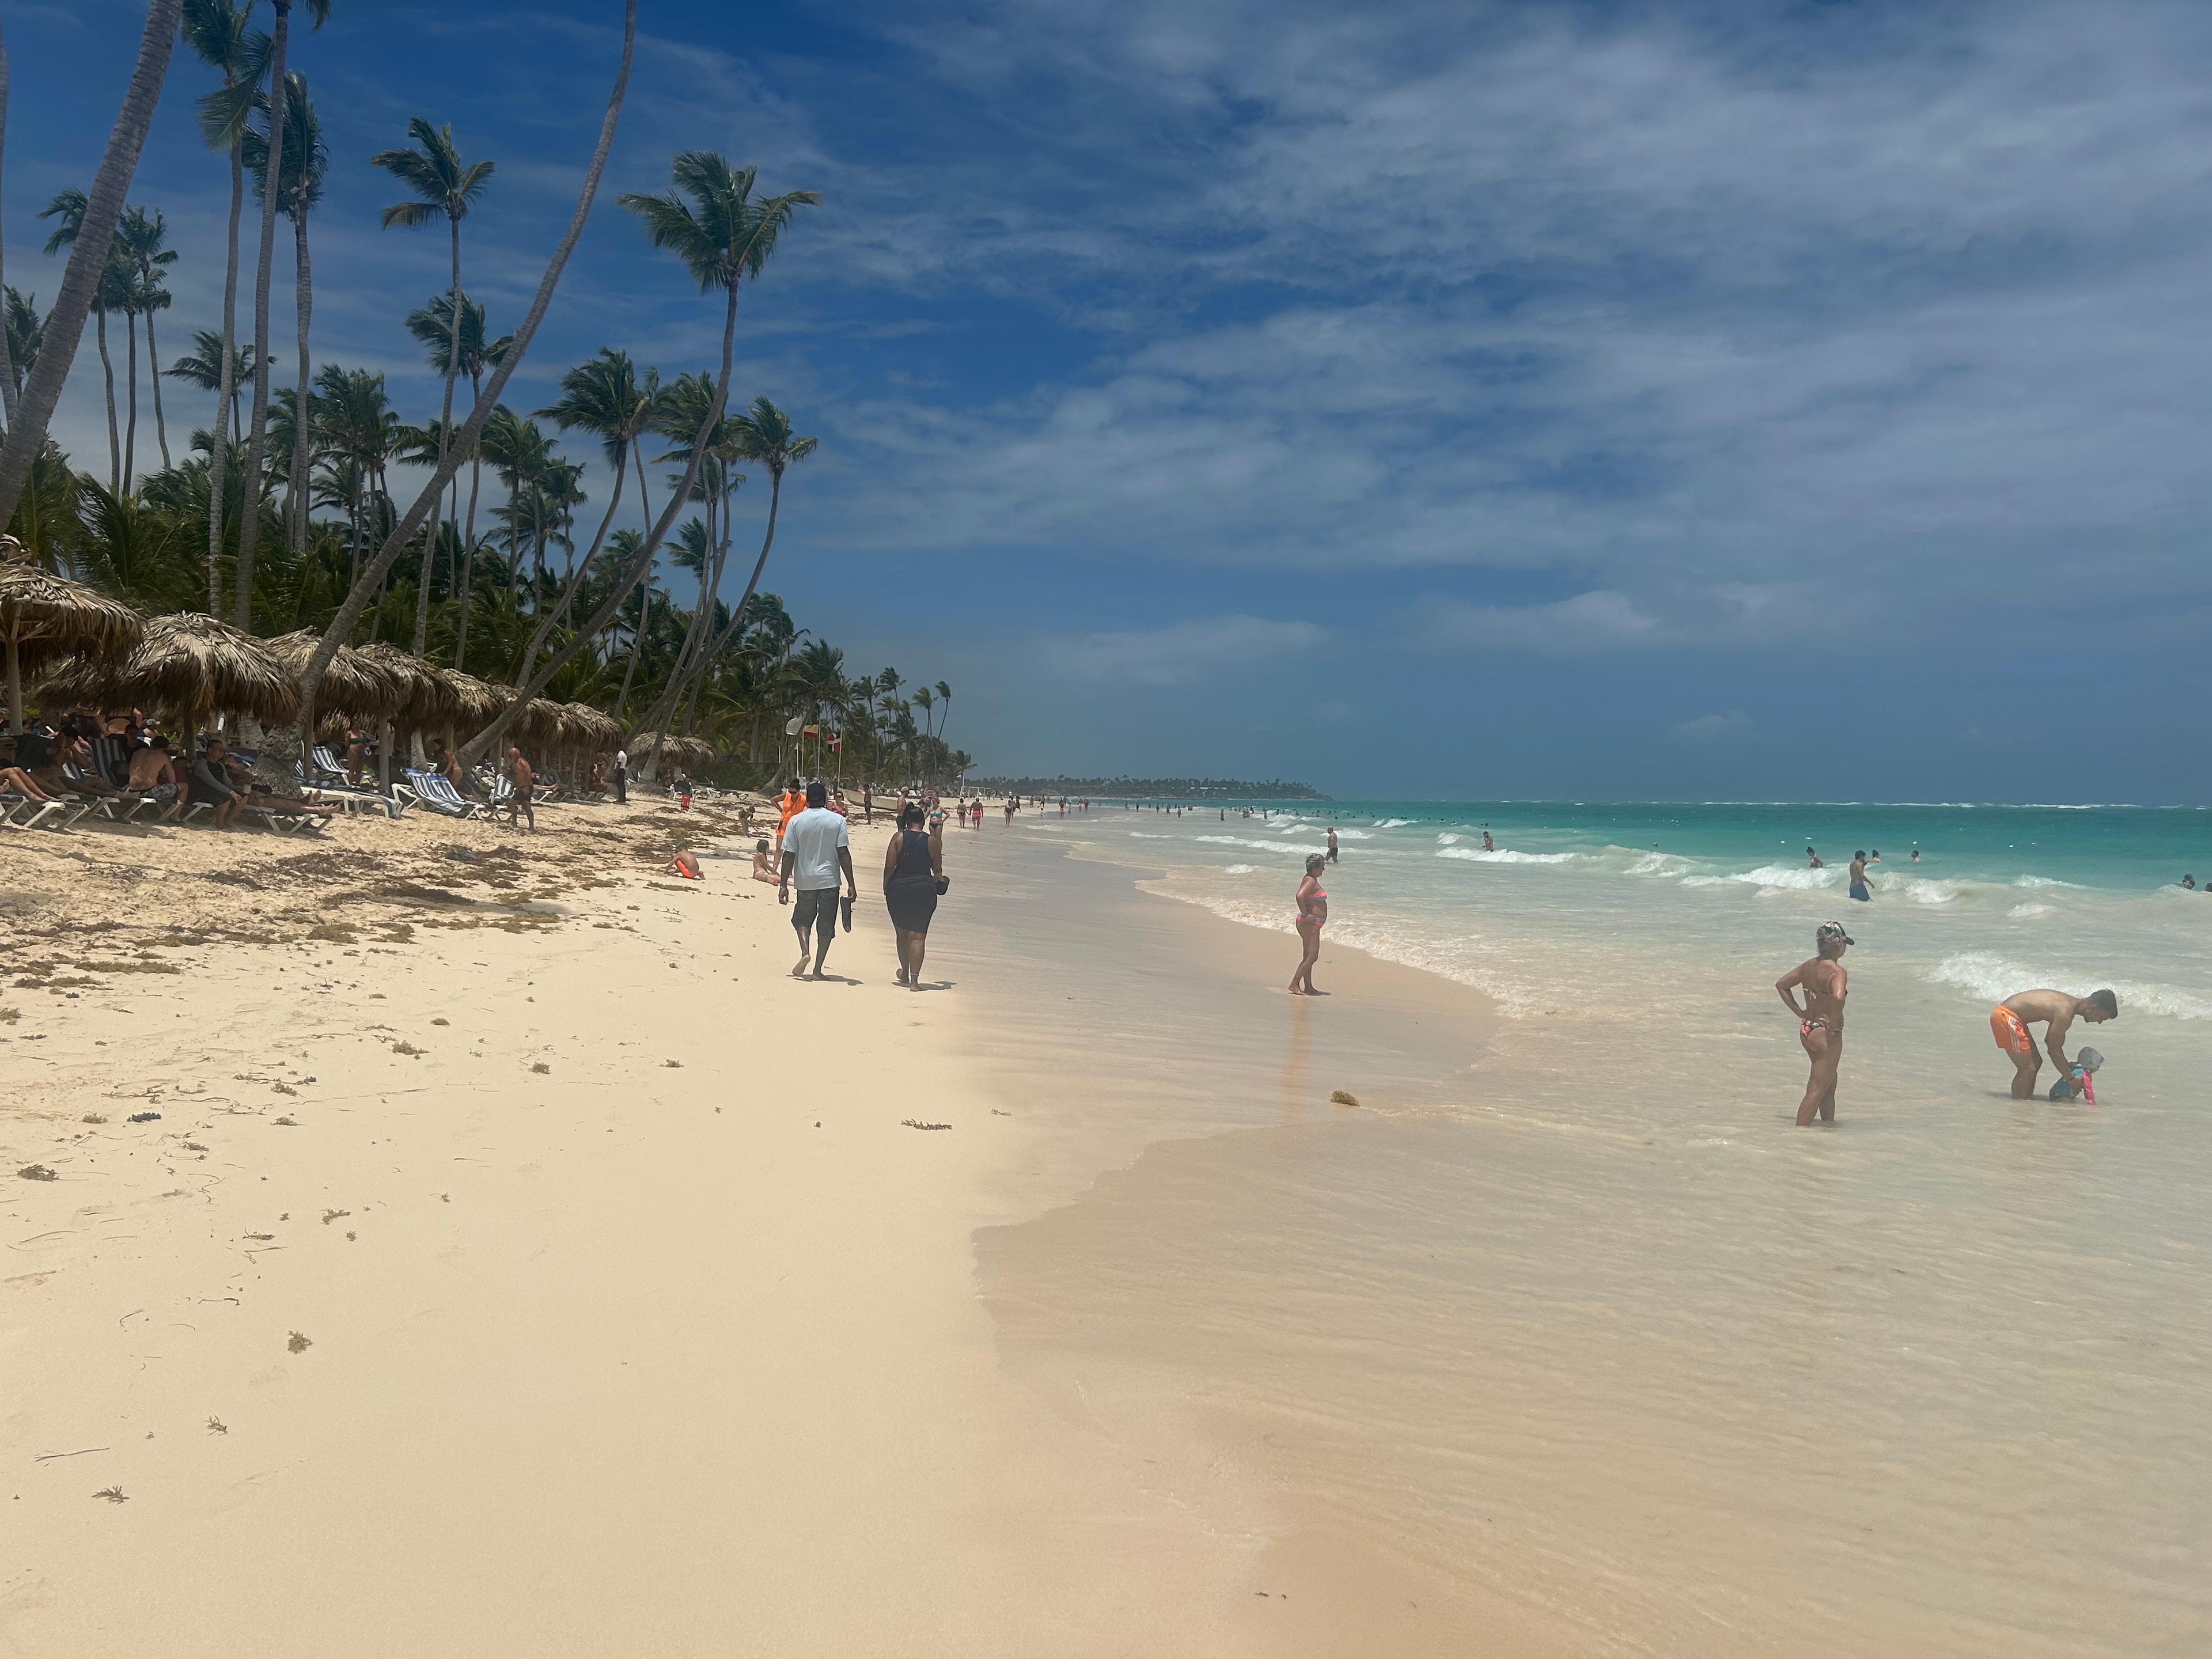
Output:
top-left (781, 0), bottom-right (2212, 638)
top-left (1669, 710), bottom-right (1753, 743)
top-left (1047, 615), bottom-right (1323, 686)
top-left (1422, 590), bottom-right (1661, 654)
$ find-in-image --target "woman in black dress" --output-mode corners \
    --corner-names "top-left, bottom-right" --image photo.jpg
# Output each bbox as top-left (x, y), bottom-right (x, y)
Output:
top-left (882, 800), bottom-right (945, 990)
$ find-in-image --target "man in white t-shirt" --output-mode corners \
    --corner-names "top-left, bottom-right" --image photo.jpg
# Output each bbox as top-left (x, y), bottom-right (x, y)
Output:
top-left (778, 778), bottom-right (856, 979)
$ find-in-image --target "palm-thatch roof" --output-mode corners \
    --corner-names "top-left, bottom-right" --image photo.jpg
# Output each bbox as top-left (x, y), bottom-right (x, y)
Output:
top-left (560, 703), bottom-right (624, 749)
top-left (1, 548), bottom-right (145, 730)
top-left (40, 612), bottom-right (297, 728)
top-left (266, 631), bottom-right (412, 722)
top-left (431, 665), bottom-right (505, 729)
top-left (481, 684), bottom-right (561, 751)
top-left (353, 642), bottom-right (457, 730)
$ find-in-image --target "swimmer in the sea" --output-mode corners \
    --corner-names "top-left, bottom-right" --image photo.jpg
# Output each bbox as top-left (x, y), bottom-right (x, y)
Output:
top-left (1776, 922), bottom-right (1852, 1126)
top-left (1848, 850), bottom-right (1872, 902)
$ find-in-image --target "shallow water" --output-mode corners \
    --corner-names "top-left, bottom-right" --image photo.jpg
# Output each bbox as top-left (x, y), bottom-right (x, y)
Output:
top-left (955, 802), bottom-right (2212, 1654)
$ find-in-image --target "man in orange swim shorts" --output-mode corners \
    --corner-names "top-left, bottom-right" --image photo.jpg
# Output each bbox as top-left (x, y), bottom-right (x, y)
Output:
top-left (1991, 988), bottom-right (2117, 1100)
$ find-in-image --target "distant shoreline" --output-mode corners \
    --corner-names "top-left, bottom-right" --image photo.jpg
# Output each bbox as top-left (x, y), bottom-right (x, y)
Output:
top-left (968, 776), bottom-right (1330, 800)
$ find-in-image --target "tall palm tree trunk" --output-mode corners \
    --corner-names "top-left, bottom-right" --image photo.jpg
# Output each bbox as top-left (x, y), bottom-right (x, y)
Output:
top-left (288, 201), bottom-right (312, 556)
top-left (638, 495), bottom-right (721, 748)
top-left (346, 478), bottom-right (362, 594)
top-left (677, 507), bottom-right (733, 737)
top-left (614, 588), bottom-right (649, 715)
top-left (206, 144), bottom-right (245, 610)
top-left (468, 278), bottom-right (732, 772)
top-left (277, 0), bottom-right (637, 790)
top-left (672, 462), bottom-right (785, 747)
top-left (455, 369), bottom-right (483, 668)
top-left (232, 0), bottom-right (292, 632)
top-left (414, 211), bottom-right (463, 656)
top-left (515, 454), bottom-right (626, 691)
top-left (123, 309), bottom-right (139, 490)
top-left (144, 301), bottom-right (168, 468)
top-left (0, 19), bottom-right (17, 432)
top-left (95, 308), bottom-right (120, 493)
top-left (0, 0), bottom-right (182, 529)
top-left (609, 442), bottom-right (661, 711)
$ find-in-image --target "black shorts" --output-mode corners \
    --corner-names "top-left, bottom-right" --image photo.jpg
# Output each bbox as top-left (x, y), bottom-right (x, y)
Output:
top-left (791, 886), bottom-right (838, 941)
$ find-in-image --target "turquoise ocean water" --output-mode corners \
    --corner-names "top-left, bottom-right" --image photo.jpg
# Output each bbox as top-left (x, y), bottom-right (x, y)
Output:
top-left (982, 798), bottom-right (2211, 1653)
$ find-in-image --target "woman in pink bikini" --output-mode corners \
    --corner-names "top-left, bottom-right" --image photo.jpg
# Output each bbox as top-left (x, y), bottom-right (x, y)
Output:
top-left (1290, 853), bottom-right (1328, 995)
top-left (1775, 921), bottom-right (1851, 1126)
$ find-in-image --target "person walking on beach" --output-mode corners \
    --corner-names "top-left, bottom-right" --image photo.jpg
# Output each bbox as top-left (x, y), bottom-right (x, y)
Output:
top-left (1327, 827), bottom-right (1339, 863)
top-left (779, 779), bottom-right (857, 980)
top-left (1990, 988), bottom-right (2117, 1100)
top-left (1775, 921), bottom-right (1852, 1126)
top-left (612, 745), bottom-right (628, 805)
top-left (776, 779), bottom-right (805, 848)
top-left (1289, 853), bottom-right (1328, 996)
top-left (1848, 851), bottom-right (1873, 902)
top-left (882, 800), bottom-right (946, 990)
top-left (503, 747), bottom-right (536, 832)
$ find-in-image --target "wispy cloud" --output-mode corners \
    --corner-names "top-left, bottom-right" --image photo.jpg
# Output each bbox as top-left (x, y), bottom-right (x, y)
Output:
top-left (1047, 615), bottom-right (1323, 686)
top-left (1669, 709), bottom-right (1753, 743)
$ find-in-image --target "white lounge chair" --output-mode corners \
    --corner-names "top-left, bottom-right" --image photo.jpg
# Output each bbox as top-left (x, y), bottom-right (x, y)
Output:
top-left (404, 768), bottom-right (487, 818)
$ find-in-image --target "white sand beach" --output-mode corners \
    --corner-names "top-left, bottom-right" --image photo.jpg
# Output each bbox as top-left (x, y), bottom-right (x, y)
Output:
top-left (6, 804), bottom-right (1331, 1657)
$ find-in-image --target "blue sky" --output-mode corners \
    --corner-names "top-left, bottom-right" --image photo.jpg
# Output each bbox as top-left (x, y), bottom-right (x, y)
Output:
top-left (10, 0), bottom-right (2210, 801)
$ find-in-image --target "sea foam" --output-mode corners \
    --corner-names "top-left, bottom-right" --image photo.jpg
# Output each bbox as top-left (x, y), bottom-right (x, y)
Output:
top-left (1926, 952), bottom-right (2212, 1020)
top-left (1437, 847), bottom-right (1577, 865)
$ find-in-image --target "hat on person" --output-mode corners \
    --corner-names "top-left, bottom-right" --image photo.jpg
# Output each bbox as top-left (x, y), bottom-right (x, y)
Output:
top-left (1817, 921), bottom-right (1854, 946)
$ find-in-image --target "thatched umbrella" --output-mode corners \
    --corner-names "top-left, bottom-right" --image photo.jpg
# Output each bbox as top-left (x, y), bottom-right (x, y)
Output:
top-left (353, 642), bottom-right (456, 732)
top-left (564, 703), bottom-right (622, 749)
top-left (437, 666), bottom-right (503, 731)
top-left (0, 552), bottom-right (145, 732)
top-left (491, 684), bottom-right (562, 753)
top-left (41, 612), bottom-right (296, 732)
top-left (266, 631), bottom-right (411, 725)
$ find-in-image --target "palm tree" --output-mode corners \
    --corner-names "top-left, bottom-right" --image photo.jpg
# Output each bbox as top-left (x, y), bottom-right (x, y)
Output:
top-left (406, 291), bottom-right (510, 664)
top-left (373, 115), bottom-right (492, 652)
top-left (932, 680), bottom-right (952, 748)
top-left (243, 70), bottom-right (326, 559)
top-left (529, 346), bottom-right (659, 673)
top-left (162, 329), bottom-right (253, 445)
top-left (3, 286), bottom-right (40, 410)
top-left (184, 0), bottom-right (266, 613)
top-left (233, 0), bottom-right (331, 632)
top-left (36, 190), bottom-right (124, 490)
top-left (910, 685), bottom-right (934, 757)
top-left (310, 363), bottom-right (399, 600)
top-left (282, 0), bottom-right (636, 787)
top-left (669, 395), bottom-right (815, 734)
top-left (114, 204), bottom-right (177, 470)
top-left (119, 261), bottom-right (172, 488)
top-left (0, 0), bottom-right (185, 531)
top-left (645, 370), bottom-right (744, 741)
top-left (596, 153), bottom-right (817, 775)
top-left (0, 18), bottom-right (16, 431)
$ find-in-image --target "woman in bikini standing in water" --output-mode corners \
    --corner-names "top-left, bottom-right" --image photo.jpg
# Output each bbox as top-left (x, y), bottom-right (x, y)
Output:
top-left (1290, 853), bottom-right (1328, 995)
top-left (1775, 921), bottom-right (1852, 1126)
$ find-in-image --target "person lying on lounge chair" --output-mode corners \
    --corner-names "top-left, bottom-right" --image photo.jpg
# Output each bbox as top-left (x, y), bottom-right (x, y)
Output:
top-left (1, 762), bottom-right (60, 801)
top-left (210, 741), bottom-right (336, 819)
top-left (35, 732), bottom-right (126, 801)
